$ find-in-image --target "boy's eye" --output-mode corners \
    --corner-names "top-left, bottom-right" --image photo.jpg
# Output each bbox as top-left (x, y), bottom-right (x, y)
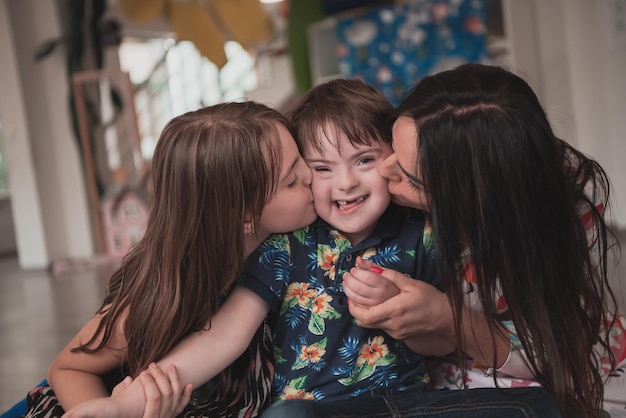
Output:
top-left (357, 157), bottom-right (374, 165)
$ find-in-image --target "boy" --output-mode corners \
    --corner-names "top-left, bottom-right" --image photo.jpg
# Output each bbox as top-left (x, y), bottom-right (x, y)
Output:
top-left (243, 78), bottom-right (439, 401)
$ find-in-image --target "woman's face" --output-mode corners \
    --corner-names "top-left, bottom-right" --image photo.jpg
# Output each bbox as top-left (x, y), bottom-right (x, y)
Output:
top-left (378, 116), bottom-right (429, 211)
top-left (256, 124), bottom-right (317, 238)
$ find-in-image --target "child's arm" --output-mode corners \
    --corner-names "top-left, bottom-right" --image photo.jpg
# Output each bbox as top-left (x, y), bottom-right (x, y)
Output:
top-left (346, 268), bottom-right (511, 366)
top-left (153, 285), bottom-right (269, 387)
top-left (344, 256), bottom-right (457, 356)
top-left (47, 309), bottom-right (128, 411)
top-left (62, 286), bottom-right (269, 418)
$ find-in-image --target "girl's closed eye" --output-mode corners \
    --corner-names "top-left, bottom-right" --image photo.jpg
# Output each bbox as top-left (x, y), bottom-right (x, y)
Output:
top-left (287, 175), bottom-right (300, 188)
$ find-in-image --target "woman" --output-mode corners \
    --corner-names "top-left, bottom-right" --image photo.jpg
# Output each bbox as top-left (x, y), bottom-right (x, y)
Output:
top-left (345, 63), bottom-right (621, 417)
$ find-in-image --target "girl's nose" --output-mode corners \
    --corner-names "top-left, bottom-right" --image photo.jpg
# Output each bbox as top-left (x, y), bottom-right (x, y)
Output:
top-left (302, 164), bottom-right (313, 186)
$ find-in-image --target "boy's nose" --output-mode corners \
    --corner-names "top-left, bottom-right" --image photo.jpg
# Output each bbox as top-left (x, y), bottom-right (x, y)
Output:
top-left (337, 168), bottom-right (359, 191)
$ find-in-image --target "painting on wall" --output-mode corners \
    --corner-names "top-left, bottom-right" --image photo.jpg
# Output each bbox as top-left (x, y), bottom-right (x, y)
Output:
top-left (335, 0), bottom-right (488, 105)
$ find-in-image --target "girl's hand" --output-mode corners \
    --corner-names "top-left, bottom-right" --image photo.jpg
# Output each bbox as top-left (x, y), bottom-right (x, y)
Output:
top-left (343, 257), bottom-right (400, 308)
top-left (62, 364), bottom-right (192, 418)
top-left (62, 397), bottom-right (132, 418)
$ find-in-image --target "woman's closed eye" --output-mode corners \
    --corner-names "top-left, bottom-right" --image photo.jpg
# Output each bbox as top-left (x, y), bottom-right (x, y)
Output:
top-left (406, 177), bottom-right (423, 191)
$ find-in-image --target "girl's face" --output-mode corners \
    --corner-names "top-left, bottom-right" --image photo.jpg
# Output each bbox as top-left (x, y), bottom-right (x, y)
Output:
top-left (378, 116), bottom-right (429, 211)
top-left (256, 124), bottom-right (317, 239)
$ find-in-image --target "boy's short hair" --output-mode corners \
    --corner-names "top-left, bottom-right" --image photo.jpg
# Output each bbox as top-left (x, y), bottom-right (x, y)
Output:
top-left (286, 79), bottom-right (394, 155)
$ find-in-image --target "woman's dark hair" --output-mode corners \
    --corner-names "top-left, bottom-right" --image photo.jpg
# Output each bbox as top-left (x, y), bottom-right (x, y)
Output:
top-left (397, 63), bottom-right (618, 417)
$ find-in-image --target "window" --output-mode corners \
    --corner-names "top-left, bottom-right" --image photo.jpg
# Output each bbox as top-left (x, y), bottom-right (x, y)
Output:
top-left (118, 38), bottom-right (258, 161)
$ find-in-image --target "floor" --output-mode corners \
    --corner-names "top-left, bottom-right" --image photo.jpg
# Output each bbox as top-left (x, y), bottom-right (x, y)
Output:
top-left (0, 255), bottom-right (116, 413)
top-left (1, 236), bottom-right (625, 414)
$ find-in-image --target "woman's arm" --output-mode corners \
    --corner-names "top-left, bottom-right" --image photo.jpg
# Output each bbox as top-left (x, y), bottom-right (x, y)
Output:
top-left (345, 267), bottom-right (510, 368)
top-left (47, 310), bottom-right (127, 411)
top-left (62, 286), bottom-right (270, 418)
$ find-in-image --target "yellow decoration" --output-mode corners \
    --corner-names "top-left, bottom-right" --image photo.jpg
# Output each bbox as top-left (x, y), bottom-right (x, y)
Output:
top-left (117, 0), bottom-right (274, 68)
top-left (166, 1), bottom-right (228, 67)
top-left (117, 0), bottom-right (167, 23)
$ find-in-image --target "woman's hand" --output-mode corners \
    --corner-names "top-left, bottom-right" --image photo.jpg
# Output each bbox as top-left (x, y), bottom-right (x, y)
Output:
top-left (346, 265), bottom-right (510, 365)
top-left (344, 261), bottom-right (456, 356)
top-left (62, 363), bottom-right (192, 418)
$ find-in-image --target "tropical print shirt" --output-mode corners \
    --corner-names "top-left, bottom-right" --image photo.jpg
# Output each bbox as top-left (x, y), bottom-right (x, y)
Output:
top-left (242, 205), bottom-right (440, 402)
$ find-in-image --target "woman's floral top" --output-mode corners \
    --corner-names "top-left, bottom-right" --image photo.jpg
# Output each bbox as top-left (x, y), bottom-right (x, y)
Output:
top-left (242, 206), bottom-right (439, 402)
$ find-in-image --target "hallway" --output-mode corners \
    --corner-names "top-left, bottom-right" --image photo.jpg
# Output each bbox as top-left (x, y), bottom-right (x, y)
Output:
top-left (0, 255), bottom-right (114, 412)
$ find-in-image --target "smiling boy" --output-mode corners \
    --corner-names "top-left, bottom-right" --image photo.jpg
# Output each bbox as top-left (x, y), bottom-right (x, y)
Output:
top-left (241, 79), bottom-right (440, 403)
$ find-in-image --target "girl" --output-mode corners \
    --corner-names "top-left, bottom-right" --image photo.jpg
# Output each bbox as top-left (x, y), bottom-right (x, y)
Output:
top-left (32, 101), bottom-right (316, 417)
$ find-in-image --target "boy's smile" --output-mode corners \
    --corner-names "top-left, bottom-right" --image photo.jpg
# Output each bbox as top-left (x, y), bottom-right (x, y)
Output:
top-left (336, 195), bottom-right (366, 212)
top-left (304, 131), bottom-right (392, 245)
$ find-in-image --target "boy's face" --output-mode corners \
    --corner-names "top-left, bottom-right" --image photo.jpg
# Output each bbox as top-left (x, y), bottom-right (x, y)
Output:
top-left (304, 130), bottom-right (392, 245)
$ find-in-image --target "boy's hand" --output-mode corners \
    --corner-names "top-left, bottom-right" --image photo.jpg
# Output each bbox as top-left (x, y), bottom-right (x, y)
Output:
top-left (343, 256), bottom-right (400, 308)
top-left (140, 364), bottom-right (193, 418)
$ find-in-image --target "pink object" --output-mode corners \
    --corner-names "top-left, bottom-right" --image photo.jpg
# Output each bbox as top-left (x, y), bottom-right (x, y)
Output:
top-left (101, 190), bottom-right (150, 257)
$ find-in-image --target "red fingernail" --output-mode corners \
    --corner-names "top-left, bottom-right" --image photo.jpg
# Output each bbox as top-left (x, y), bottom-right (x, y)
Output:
top-left (371, 265), bottom-right (383, 274)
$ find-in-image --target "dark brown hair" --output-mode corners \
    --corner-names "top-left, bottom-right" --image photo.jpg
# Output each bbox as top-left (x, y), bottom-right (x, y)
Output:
top-left (74, 101), bottom-right (291, 377)
top-left (397, 63), bottom-right (619, 417)
top-left (286, 78), bottom-right (394, 153)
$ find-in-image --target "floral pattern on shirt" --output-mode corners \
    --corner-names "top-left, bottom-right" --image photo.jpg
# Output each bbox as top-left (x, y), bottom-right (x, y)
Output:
top-left (243, 206), bottom-right (439, 401)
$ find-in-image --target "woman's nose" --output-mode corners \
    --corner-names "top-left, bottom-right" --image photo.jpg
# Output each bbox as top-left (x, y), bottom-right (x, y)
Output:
top-left (378, 153), bottom-right (398, 180)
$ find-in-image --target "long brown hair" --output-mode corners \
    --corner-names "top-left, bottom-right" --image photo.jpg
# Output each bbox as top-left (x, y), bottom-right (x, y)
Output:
top-left (397, 63), bottom-right (619, 417)
top-left (74, 102), bottom-right (291, 376)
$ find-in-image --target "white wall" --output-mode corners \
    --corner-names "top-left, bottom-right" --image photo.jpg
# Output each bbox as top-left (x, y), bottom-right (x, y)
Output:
top-left (0, 0), bottom-right (48, 268)
top-left (567, 0), bottom-right (626, 229)
top-left (507, 0), bottom-right (626, 228)
top-left (0, 0), bottom-right (94, 269)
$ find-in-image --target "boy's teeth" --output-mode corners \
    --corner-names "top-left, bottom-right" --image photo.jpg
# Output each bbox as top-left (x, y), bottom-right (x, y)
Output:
top-left (337, 196), bottom-right (365, 210)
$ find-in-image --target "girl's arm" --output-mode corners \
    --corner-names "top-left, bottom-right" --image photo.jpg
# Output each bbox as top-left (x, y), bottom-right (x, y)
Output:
top-left (62, 286), bottom-right (270, 418)
top-left (47, 310), bottom-right (127, 410)
top-left (154, 285), bottom-right (269, 387)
